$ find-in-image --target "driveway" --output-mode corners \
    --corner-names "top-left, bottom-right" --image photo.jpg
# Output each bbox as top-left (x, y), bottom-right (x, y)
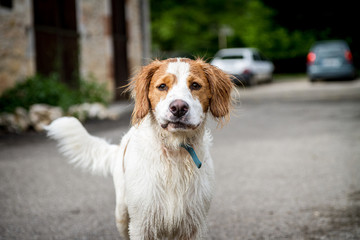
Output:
top-left (1, 79), bottom-right (360, 239)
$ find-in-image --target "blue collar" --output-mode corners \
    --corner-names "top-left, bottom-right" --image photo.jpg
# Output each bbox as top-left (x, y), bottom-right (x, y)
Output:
top-left (181, 144), bottom-right (202, 169)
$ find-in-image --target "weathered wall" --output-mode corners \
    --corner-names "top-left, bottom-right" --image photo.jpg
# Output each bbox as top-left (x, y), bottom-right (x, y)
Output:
top-left (77, 0), bottom-right (115, 97)
top-left (77, 0), bottom-right (149, 96)
top-left (125, 0), bottom-right (143, 76)
top-left (0, 0), bottom-right (35, 94)
top-left (0, 0), bottom-right (149, 98)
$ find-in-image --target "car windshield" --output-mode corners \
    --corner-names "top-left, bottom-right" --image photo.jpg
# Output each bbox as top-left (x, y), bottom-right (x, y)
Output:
top-left (219, 55), bottom-right (244, 60)
top-left (314, 43), bottom-right (347, 57)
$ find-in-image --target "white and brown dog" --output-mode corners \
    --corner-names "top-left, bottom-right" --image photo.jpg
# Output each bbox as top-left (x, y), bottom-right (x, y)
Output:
top-left (46, 58), bottom-right (233, 239)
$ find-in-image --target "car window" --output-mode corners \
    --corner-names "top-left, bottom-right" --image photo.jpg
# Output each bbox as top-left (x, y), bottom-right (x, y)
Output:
top-left (318, 49), bottom-right (343, 57)
top-left (315, 44), bottom-right (345, 51)
top-left (259, 53), bottom-right (268, 61)
top-left (252, 52), bottom-right (261, 61)
top-left (314, 42), bottom-right (347, 50)
top-left (315, 44), bottom-right (347, 57)
top-left (220, 55), bottom-right (244, 60)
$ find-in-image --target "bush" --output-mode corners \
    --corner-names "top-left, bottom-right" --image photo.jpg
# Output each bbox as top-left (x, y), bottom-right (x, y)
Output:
top-left (0, 74), bottom-right (111, 114)
top-left (79, 76), bottom-right (111, 106)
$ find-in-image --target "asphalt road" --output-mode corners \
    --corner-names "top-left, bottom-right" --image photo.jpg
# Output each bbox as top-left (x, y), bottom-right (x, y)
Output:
top-left (1, 78), bottom-right (360, 240)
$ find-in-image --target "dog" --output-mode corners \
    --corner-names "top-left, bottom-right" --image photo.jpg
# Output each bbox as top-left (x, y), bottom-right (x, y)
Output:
top-left (46, 58), bottom-right (233, 239)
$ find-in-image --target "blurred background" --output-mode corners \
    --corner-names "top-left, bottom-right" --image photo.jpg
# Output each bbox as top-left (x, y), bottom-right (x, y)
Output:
top-left (0, 0), bottom-right (358, 102)
top-left (151, 0), bottom-right (359, 72)
top-left (1, 1), bottom-right (360, 239)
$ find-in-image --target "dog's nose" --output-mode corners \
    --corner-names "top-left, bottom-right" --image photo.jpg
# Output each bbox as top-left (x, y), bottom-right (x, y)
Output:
top-left (169, 100), bottom-right (189, 118)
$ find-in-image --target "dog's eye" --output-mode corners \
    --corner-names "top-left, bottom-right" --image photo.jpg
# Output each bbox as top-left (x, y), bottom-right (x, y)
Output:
top-left (190, 82), bottom-right (202, 91)
top-left (157, 83), bottom-right (168, 91)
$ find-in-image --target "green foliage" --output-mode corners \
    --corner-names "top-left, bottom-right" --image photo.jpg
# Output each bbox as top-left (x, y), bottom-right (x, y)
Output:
top-left (151, 0), bottom-right (316, 60)
top-left (153, 0), bottom-right (230, 58)
top-left (0, 74), bottom-right (74, 113)
top-left (0, 74), bottom-right (110, 114)
top-left (79, 76), bottom-right (111, 106)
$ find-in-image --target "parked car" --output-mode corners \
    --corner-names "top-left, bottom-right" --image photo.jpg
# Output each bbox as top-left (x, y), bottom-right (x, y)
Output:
top-left (307, 40), bottom-right (356, 82)
top-left (210, 48), bottom-right (274, 86)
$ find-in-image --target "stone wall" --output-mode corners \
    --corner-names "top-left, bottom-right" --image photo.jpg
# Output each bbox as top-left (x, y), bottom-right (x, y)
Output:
top-left (125, 0), bottom-right (144, 76)
top-left (77, 0), bottom-right (115, 97)
top-left (0, 0), bottom-right (149, 98)
top-left (77, 0), bottom-right (149, 96)
top-left (0, 0), bottom-right (35, 94)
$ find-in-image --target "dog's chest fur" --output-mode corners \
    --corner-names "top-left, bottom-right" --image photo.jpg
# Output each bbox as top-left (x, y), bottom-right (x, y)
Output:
top-left (122, 118), bottom-right (214, 238)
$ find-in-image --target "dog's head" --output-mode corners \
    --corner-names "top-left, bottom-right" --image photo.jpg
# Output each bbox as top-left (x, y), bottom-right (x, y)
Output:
top-left (129, 58), bottom-right (233, 132)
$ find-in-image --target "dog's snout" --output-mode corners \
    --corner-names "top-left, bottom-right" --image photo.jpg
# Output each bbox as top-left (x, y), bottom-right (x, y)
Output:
top-left (169, 100), bottom-right (189, 118)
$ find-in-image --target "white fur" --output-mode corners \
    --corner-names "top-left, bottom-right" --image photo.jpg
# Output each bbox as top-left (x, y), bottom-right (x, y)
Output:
top-left (155, 61), bottom-right (205, 132)
top-left (47, 60), bottom-right (217, 239)
top-left (45, 117), bottom-right (121, 176)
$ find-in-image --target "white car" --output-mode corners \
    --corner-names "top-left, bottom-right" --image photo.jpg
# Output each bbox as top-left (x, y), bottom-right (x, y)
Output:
top-left (211, 48), bottom-right (274, 86)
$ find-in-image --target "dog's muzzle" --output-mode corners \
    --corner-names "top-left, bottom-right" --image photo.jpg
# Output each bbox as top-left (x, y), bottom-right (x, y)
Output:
top-left (160, 100), bottom-right (197, 130)
top-left (169, 100), bottom-right (189, 118)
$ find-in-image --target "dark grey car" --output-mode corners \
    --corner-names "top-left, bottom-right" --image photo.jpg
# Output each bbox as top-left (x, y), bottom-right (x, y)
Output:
top-left (307, 40), bottom-right (356, 82)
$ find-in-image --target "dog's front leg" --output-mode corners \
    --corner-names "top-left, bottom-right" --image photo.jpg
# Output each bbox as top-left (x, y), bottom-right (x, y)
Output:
top-left (115, 202), bottom-right (130, 240)
top-left (128, 220), bottom-right (151, 240)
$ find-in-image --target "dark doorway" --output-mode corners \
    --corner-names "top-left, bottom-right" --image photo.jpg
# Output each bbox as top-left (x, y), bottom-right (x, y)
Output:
top-left (111, 0), bottom-right (129, 99)
top-left (33, 0), bottom-right (79, 88)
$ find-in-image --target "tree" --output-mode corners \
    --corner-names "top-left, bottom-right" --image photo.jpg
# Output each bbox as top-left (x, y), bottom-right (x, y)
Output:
top-left (151, 0), bottom-right (315, 61)
top-left (263, 0), bottom-right (359, 68)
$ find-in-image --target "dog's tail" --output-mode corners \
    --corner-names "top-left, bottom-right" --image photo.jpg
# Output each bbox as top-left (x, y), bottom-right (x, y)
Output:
top-left (46, 117), bottom-right (121, 176)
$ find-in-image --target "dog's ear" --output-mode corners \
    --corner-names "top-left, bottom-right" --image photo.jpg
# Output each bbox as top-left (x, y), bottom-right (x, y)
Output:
top-left (129, 60), bottom-right (162, 125)
top-left (198, 60), bottom-right (234, 122)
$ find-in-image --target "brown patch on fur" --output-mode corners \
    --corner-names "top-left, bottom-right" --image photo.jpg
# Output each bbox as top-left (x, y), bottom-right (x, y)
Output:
top-left (188, 62), bottom-right (212, 112)
top-left (195, 59), bottom-right (234, 122)
top-left (128, 60), bottom-right (163, 125)
top-left (116, 218), bottom-right (128, 225)
top-left (148, 69), bottom-right (177, 111)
